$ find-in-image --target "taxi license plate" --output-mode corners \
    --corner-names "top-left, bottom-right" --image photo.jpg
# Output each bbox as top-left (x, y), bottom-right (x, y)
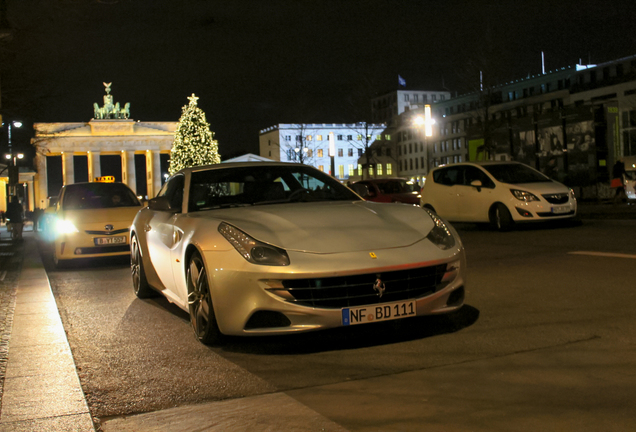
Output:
top-left (94, 236), bottom-right (126, 246)
top-left (551, 205), bottom-right (569, 214)
top-left (342, 300), bottom-right (416, 326)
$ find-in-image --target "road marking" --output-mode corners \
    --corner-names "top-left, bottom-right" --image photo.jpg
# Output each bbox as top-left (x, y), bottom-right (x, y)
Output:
top-left (568, 251), bottom-right (636, 259)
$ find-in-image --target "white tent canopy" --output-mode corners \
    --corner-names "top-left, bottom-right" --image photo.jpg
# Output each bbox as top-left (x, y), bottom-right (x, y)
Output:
top-left (222, 153), bottom-right (274, 163)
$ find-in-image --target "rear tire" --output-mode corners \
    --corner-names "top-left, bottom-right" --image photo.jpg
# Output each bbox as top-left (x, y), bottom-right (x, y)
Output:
top-left (490, 203), bottom-right (514, 231)
top-left (187, 252), bottom-right (221, 345)
top-left (131, 235), bottom-right (155, 298)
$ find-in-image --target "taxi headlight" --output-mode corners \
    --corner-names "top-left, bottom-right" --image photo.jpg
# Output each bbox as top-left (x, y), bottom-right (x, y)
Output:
top-left (56, 219), bottom-right (79, 234)
top-left (219, 222), bottom-right (290, 266)
top-left (423, 209), bottom-right (455, 250)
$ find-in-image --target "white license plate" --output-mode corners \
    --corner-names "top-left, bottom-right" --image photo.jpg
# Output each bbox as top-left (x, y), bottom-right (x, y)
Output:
top-left (94, 236), bottom-right (126, 245)
top-left (551, 205), bottom-right (569, 214)
top-left (342, 300), bottom-right (416, 326)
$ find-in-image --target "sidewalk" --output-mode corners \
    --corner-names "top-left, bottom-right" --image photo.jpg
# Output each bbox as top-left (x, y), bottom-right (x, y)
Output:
top-left (0, 201), bottom-right (632, 431)
top-left (0, 224), bottom-right (95, 431)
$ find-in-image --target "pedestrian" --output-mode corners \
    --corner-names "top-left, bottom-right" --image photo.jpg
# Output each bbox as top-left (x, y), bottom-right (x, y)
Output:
top-left (611, 158), bottom-right (626, 204)
top-left (6, 196), bottom-right (24, 240)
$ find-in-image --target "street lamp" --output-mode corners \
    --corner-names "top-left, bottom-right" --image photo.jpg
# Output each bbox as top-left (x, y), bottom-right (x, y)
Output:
top-left (413, 105), bottom-right (435, 174)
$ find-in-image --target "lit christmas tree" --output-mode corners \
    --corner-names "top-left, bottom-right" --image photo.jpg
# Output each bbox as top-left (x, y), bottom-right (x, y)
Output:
top-left (169, 93), bottom-right (221, 174)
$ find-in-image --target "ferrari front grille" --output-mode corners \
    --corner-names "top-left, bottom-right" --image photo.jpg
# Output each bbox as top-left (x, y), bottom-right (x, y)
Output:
top-left (278, 264), bottom-right (447, 308)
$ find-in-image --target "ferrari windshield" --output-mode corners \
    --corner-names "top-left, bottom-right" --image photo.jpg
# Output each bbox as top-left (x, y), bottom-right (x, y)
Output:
top-left (188, 164), bottom-right (360, 212)
top-left (482, 163), bottom-right (552, 184)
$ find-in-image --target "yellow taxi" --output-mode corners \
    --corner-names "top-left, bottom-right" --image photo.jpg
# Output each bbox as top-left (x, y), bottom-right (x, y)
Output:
top-left (51, 178), bottom-right (143, 267)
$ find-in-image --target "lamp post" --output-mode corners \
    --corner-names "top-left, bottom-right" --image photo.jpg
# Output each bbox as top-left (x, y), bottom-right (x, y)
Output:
top-left (4, 152), bottom-right (24, 197)
top-left (3, 120), bottom-right (23, 196)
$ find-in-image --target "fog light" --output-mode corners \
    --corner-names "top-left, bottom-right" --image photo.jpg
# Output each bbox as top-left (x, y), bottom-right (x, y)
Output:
top-left (515, 207), bottom-right (533, 218)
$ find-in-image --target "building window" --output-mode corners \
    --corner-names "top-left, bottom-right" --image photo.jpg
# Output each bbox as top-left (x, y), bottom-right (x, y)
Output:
top-left (432, 95), bottom-right (437, 101)
top-left (377, 164), bottom-right (383, 175)
top-left (307, 149), bottom-right (313, 157)
top-left (358, 164), bottom-right (363, 175)
top-left (348, 164), bottom-right (355, 176)
top-left (387, 164), bottom-right (393, 175)
top-left (316, 135), bottom-right (323, 141)
top-left (385, 134), bottom-right (391, 140)
top-left (369, 166), bottom-right (374, 176)
top-left (347, 135), bottom-right (353, 140)
top-left (317, 149), bottom-right (323, 157)
top-left (296, 135), bottom-right (301, 142)
top-left (338, 165), bottom-right (344, 178)
top-left (358, 149), bottom-right (363, 156)
top-left (409, 159), bottom-right (413, 170)
top-left (404, 94), bottom-right (409, 101)
top-left (348, 148), bottom-right (353, 157)
top-left (413, 94), bottom-right (418, 103)
top-left (318, 165), bottom-right (324, 172)
top-left (386, 148), bottom-right (391, 157)
top-left (285, 135), bottom-right (291, 141)
top-left (337, 135), bottom-right (343, 140)
top-left (338, 148), bottom-right (343, 157)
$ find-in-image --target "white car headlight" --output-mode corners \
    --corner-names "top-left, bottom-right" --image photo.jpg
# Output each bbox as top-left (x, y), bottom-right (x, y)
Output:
top-left (56, 219), bottom-right (79, 234)
top-left (219, 222), bottom-right (290, 266)
top-left (423, 209), bottom-right (455, 250)
top-left (510, 189), bottom-right (540, 202)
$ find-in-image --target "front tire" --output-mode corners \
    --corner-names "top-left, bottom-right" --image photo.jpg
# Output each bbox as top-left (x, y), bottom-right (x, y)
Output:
top-left (131, 235), bottom-right (155, 298)
top-left (490, 203), bottom-right (514, 231)
top-left (187, 252), bottom-right (221, 345)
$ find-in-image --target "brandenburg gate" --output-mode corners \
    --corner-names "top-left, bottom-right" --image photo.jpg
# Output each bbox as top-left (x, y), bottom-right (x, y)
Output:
top-left (33, 83), bottom-right (176, 207)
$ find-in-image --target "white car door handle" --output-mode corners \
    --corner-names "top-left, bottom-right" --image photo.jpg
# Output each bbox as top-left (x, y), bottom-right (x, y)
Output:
top-left (144, 224), bottom-right (151, 232)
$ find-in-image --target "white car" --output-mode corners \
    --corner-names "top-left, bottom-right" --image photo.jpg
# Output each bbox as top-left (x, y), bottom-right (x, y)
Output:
top-left (420, 162), bottom-right (577, 231)
top-left (130, 162), bottom-right (466, 345)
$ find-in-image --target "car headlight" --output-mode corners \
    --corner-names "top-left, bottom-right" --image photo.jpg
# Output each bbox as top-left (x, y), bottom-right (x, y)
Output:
top-left (218, 222), bottom-right (290, 266)
top-left (56, 219), bottom-right (79, 234)
top-left (510, 189), bottom-right (540, 202)
top-left (423, 209), bottom-right (455, 250)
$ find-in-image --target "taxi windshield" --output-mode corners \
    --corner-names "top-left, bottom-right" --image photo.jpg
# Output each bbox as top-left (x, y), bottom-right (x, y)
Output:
top-left (62, 183), bottom-right (141, 210)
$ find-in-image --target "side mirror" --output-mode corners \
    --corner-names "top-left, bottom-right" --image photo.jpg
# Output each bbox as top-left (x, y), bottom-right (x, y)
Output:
top-left (470, 180), bottom-right (483, 191)
top-left (350, 183), bottom-right (370, 198)
top-left (148, 196), bottom-right (174, 211)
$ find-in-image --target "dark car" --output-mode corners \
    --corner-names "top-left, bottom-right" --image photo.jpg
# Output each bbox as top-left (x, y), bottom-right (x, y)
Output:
top-left (352, 178), bottom-right (420, 205)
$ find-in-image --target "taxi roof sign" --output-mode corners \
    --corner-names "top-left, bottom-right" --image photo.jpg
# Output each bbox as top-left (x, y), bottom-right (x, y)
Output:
top-left (95, 176), bottom-right (115, 183)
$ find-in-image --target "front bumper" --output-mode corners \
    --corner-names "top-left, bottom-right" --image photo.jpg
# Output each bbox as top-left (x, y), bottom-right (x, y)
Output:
top-left (201, 239), bottom-right (467, 336)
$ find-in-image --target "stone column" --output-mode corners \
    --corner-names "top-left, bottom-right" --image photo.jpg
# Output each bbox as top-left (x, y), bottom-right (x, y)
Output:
top-left (123, 150), bottom-right (137, 193)
top-left (0, 179), bottom-right (6, 212)
top-left (62, 152), bottom-right (74, 186)
top-left (88, 151), bottom-right (101, 182)
top-left (27, 180), bottom-right (35, 212)
top-left (35, 153), bottom-right (48, 208)
top-left (145, 150), bottom-right (154, 198)
top-left (151, 150), bottom-right (162, 198)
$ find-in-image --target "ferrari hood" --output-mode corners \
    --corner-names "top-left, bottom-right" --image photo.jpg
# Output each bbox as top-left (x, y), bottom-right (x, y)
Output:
top-left (196, 201), bottom-right (436, 254)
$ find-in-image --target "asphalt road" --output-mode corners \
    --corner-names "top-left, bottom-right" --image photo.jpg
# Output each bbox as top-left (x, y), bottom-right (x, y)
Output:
top-left (43, 218), bottom-right (636, 431)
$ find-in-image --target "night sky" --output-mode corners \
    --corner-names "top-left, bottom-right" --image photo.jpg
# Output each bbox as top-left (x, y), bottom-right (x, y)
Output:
top-left (2, 0), bottom-right (636, 160)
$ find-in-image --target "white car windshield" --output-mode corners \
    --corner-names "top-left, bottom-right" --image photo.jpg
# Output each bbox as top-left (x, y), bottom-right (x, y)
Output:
top-left (188, 165), bottom-right (360, 212)
top-left (483, 164), bottom-right (552, 184)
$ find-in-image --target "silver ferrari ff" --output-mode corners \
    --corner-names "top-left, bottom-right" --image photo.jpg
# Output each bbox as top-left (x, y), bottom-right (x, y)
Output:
top-left (130, 162), bottom-right (466, 345)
